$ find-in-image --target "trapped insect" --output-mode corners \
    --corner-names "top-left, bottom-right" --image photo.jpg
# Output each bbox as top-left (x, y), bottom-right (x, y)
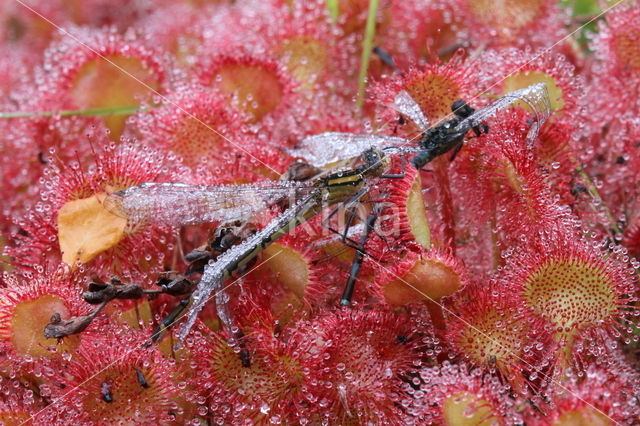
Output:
top-left (286, 82), bottom-right (551, 169)
top-left (104, 148), bottom-right (394, 344)
top-left (284, 83), bottom-right (551, 306)
top-left (103, 83), bottom-right (552, 346)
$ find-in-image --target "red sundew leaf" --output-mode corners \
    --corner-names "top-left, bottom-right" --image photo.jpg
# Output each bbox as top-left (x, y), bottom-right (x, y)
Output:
top-left (368, 55), bottom-right (478, 145)
top-left (0, 266), bottom-right (106, 372)
top-left (196, 54), bottom-right (295, 124)
top-left (374, 247), bottom-right (467, 308)
top-left (446, 281), bottom-right (556, 394)
top-left (130, 84), bottom-right (249, 167)
top-left (324, 0), bottom-right (394, 40)
top-left (191, 51), bottom-right (337, 143)
top-left (453, 0), bottom-right (567, 49)
top-left (466, 109), bottom-right (576, 248)
top-left (29, 26), bottom-right (169, 142)
top-left (181, 323), bottom-right (312, 424)
top-left (622, 223), bottom-right (640, 260)
top-left (408, 363), bottom-right (521, 423)
top-left (258, 242), bottom-right (314, 300)
top-left (259, 3), bottom-right (344, 91)
top-left (375, 160), bottom-right (431, 251)
top-left (0, 1), bottom-right (72, 50)
top-left (136, 3), bottom-right (208, 63)
top-left (535, 121), bottom-right (579, 203)
top-left (500, 231), bottom-right (639, 369)
top-left (286, 308), bottom-right (423, 423)
top-left (524, 360), bottom-right (640, 425)
top-left (471, 48), bottom-right (585, 127)
top-left (593, 3), bottom-right (640, 81)
top-left (376, 0), bottom-right (465, 65)
top-left (69, 55), bottom-right (161, 140)
top-left (42, 327), bottom-right (181, 425)
top-left (0, 376), bottom-right (47, 424)
top-left (247, 225), bottom-right (354, 308)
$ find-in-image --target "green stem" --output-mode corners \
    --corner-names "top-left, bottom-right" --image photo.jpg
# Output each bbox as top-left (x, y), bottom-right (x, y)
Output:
top-left (0, 105), bottom-right (144, 119)
top-left (327, 0), bottom-right (339, 22)
top-left (356, 0), bottom-right (380, 109)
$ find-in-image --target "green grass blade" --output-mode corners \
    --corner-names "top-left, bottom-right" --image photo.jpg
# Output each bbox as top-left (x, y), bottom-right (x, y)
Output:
top-left (327, 0), bottom-right (339, 22)
top-left (356, 0), bottom-right (380, 109)
top-left (0, 105), bottom-right (143, 119)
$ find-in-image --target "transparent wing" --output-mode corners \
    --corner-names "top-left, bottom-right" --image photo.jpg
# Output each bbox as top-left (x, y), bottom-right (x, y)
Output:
top-left (389, 90), bottom-right (430, 131)
top-left (286, 132), bottom-right (410, 167)
top-left (103, 181), bottom-right (313, 227)
top-left (455, 83), bottom-right (552, 141)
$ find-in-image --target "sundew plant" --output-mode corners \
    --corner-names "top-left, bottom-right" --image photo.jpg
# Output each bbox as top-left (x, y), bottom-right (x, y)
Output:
top-left (1, 0), bottom-right (640, 424)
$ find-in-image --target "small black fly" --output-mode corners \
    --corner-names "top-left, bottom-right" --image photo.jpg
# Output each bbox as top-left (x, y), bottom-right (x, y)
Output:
top-left (412, 99), bottom-right (490, 169)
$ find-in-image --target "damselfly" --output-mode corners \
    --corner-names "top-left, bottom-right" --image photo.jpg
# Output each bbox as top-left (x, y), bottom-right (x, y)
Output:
top-left (286, 82), bottom-right (552, 169)
top-left (104, 148), bottom-right (395, 342)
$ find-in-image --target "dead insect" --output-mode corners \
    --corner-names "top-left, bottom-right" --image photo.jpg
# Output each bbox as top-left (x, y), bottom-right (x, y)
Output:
top-left (134, 368), bottom-right (149, 389)
top-left (101, 381), bottom-right (113, 403)
top-left (287, 83), bottom-right (551, 171)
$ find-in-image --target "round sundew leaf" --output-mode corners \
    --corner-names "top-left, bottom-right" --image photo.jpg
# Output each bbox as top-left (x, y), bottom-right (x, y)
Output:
top-left (204, 336), bottom-right (304, 407)
top-left (57, 192), bottom-right (128, 267)
top-left (468, 0), bottom-right (543, 31)
top-left (382, 257), bottom-right (462, 305)
top-left (320, 240), bottom-right (356, 263)
top-left (251, 164), bottom-right (282, 181)
top-left (70, 55), bottom-right (161, 141)
top-left (261, 243), bottom-right (309, 299)
top-left (522, 257), bottom-right (618, 337)
top-left (406, 171), bottom-right (431, 249)
top-left (554, 406), bottom-right (614, 426)
top-left (457, 308), bottom-right (525, 367)
top-left (79, 366), bottom-right (165, 423)
top-left (405, 74), bottom-right (461, 122)
top-left (268, 287), bottom-right (307, 327)
top-left (442, 392), bottom-right (501, 426)
top-left (10, 294), bottom-right (80, 357)
top-left (0, 235), bottom-right (13, 272)
top-left (162, 114), bottom-right (229, 166)
top-left (0, 411), bottom-right (31, 425)
top-left (103, 300), bottom-right (153, 330)
top-left (213, 63), bottom-right (284, 122)
top-left (278, 36), bottom-right (328, 88)
top-left (613, 27), bottom-right (640, 76)
top-left (502, 71), bottom-right (565, 112)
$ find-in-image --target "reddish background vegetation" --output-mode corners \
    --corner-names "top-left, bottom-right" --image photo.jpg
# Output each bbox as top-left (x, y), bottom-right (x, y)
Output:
top-left (1, 0), bottom-right (640, 424)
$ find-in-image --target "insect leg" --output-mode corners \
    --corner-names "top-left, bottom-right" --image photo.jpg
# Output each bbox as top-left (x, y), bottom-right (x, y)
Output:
top-left (320, 187), bottom-right (370, 248)
top-left (213, 280), bottom-right (251, 367)
top-left (340, 204), bottom-right (381, 306)
top-left (151, 297), bottom-right (191, 343)
top-left (449, 140), bottom-right (464, 162)
top-left (381, 154), bottom-right (408, 179)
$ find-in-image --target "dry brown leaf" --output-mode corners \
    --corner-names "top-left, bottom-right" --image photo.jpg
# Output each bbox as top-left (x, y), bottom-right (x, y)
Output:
top-left (58, 192), bottom-right (127, 267)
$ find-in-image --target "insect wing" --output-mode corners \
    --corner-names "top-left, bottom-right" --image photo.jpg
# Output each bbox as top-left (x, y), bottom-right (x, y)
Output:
top-left (455, 83), bottom-right (552, 142)
top-left (389, 90), bottom-right (430, 131)
top-left (286, 132), bottom-right (409, 167)
top-left (103, 182), bottom-right (312, 227)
